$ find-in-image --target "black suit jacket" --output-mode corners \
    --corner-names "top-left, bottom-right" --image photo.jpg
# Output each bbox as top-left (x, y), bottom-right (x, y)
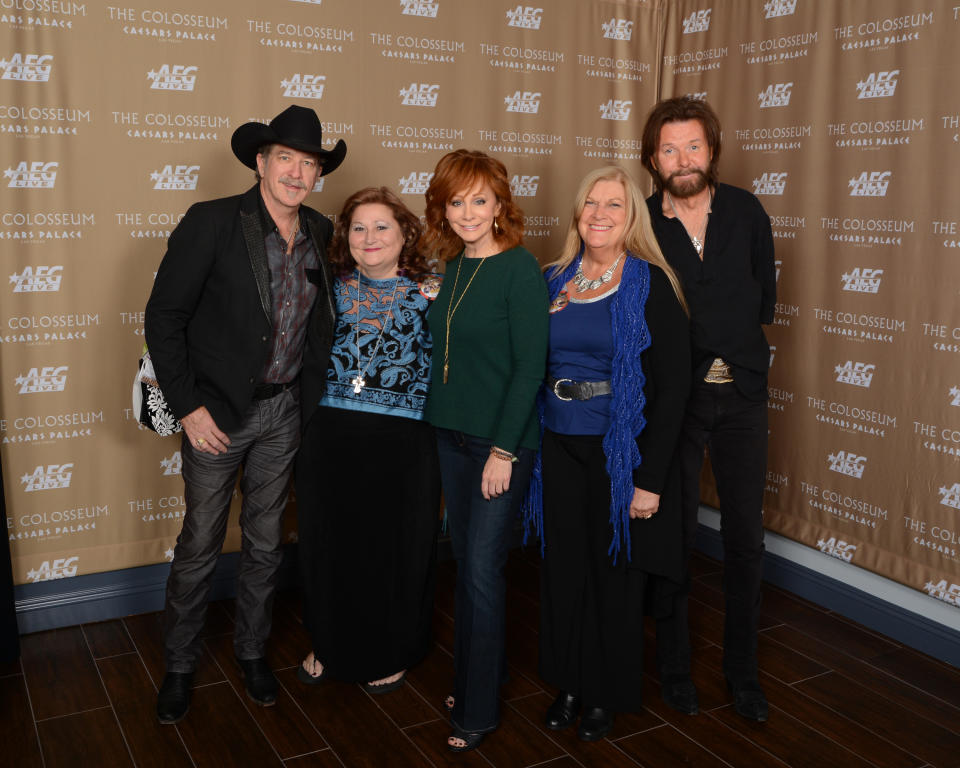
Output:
top-left (145, 184), bottom-right (336, 433)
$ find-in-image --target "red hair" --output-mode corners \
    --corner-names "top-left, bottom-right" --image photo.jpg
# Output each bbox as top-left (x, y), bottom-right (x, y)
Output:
top-left (420, 149), bottom-right (524, 262)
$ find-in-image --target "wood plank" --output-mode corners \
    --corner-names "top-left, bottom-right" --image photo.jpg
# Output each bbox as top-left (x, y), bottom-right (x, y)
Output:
top-left (123, 610), bottom-right (224, 689)
top-left (508, 690), bottom-right (648, 767)
top-left (0, 674), bottom-right (44, 767)
top-left (616, 722), bottom-right (734, 768)
top-left (756, 586), bottom-right (900, 660)
top-left (97, 653), bottom-right (193, 768)
top-left (709, 696), bottom-right (878, 768)
top-left (868, 645), bottom-right (960, 711)
top-left (639, 675), bottom-right (791, 768)
top-left (203, 632), bottom-right (328, 759)
top-left (283, 667), bottom-right (431, 768)
top-left (755, 631), bottom-right (829, 685)
top-left (764, 625), bottom-right (960, 733)
top-left (404, 643), bottom-right (455, 720)
top-left (21, 626), bottom-right (108, 719)
top-left (283, 750), bottom-right (345, 767)
top-left (759, 671), bottom-right (923, 768)
top-left (176, 681), bottom-right (283, 766)
top-left (795, 671), bottom-right (960, 767)
top-left (36, 706), bottom-right (133, 768)
top-left (83, 619), bottom-right (134, 658)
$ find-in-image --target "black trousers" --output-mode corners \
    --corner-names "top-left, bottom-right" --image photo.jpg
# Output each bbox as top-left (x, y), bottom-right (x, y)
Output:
top-left (656, 380), bottom-right (767, 683)
top-left (539, 430), bottom-right (648, 712)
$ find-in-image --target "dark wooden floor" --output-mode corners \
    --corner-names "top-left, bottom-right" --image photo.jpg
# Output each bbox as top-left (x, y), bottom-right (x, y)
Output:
top-left (3, 549), bottom-right (959, 767)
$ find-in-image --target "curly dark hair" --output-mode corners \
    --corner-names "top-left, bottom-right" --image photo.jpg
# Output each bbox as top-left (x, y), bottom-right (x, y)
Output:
top-left (328, 187), bottom-right (430, 280)
top-left (640, 96), bottom-right (722, 192)
top-left (420, 149), bottom-right (524, 262)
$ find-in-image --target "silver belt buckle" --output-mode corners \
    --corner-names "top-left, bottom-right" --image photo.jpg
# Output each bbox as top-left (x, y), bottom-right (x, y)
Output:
top-left (552, 378), bottom-right (573, 401)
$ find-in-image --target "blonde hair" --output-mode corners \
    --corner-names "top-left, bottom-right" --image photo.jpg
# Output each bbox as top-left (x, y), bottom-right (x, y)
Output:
top-left (545, 166), bottom-right (688, 314)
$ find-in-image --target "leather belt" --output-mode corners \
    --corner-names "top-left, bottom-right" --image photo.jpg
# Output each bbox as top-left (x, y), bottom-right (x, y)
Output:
top-left (252, 381), bottom-right (294, 400)
top-left (547, 376), bottom-right (612, 402)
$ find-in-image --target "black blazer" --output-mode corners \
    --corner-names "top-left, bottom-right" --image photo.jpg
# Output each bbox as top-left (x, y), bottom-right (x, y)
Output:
top-left (145, 184), bottom-right (335, 433)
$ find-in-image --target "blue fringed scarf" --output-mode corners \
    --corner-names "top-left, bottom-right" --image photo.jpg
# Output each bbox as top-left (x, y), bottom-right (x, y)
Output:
top-left (522, 252), bottom-right (651, 563)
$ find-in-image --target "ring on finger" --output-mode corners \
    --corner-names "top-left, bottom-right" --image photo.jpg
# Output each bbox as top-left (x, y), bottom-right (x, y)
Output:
top-left (196, 438), bottom-right (206, 447)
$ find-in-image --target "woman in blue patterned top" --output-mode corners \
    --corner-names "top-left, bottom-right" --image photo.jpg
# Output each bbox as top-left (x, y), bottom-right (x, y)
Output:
top-left (296, 187), bottom-right (441, 694)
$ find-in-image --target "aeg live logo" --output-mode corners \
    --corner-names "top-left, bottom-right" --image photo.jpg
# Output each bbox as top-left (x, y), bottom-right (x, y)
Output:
top-left (752, 172), bottom-right (787, 195)
top-left (758, 83), bottom-right (792, 108)
top-left (835, 361), bottom-right (874, 388)
top-left (817, 537), bottom-right (856, 562)
top-left (506, 5), bottom-right (543, 29)
top-left (150, 165), bottom-right (199, 191)
top-left (399, 172), bottom-right (433, 195)
top-left (27, 557), bottom-right (79, 583)
top-left (849, 171), bottom-right (890, 197)
top-left (841, 267), bottom-right (883, 294)
top-left (16, 366), bottom-right (68, 393)
top-left (857, 70), bottom-right (899, 99)
top-left (401, 0), bottom-right (439, 17)
top-left (764, 0), bottom-right (797, 18)
top-left (504, 91), bottom-right (540, 114)
top-left (682, 9), bottom-right (711, 33)
top-left (510, 175), bottom-right (539, 197)
top-left (10, 266), bottom-right (63, 292)
top-left (827, 451), bottom-right (866, 479)
top-left (601, 18), bottom-right (633, 41)
top-left (599, 99), bottom-right (631, 121)
top-left (6, 161), bottom-right (58, 189)
top-left (147, 65), bottom-right (197, 91)
top-left (160, 451), bottom-right (182, 476)
top-left (281, 73), bottom-right (325, 99)
top-left (1, 53), bottom-right (53, 81)
top-left (21, 463), bottom-right (73, 492)
top-left (399, 83), bottom-right (439, 107)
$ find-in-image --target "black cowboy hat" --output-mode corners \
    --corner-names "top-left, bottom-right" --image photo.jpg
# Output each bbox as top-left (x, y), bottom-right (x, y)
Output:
top-left (231, 105), bottom-right (347, 176)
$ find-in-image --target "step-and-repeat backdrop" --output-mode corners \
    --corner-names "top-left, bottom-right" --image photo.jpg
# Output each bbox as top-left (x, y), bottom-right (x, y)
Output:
top-left (2, 0), bottom-right (958, 613)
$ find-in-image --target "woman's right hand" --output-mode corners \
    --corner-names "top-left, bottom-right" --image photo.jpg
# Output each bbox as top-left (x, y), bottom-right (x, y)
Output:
top-left (481, 453), bottom-right (513, 500)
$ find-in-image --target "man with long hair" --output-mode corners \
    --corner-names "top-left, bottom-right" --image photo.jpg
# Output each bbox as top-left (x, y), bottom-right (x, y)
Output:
top-left (641, 96), bottom-right (776, 723)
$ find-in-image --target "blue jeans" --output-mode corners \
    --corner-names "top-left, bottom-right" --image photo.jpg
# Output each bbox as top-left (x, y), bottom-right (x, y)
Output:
top-left (435, 428), bottom-right (534, 733)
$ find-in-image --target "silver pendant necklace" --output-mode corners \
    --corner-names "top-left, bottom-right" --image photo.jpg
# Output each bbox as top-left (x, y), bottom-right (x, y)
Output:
top-left (666, 190), bottom-right (712, 256)
top-left (350, 272), bottom-right (400, 394)
top-left (572, 250), bottom-right (624, 293)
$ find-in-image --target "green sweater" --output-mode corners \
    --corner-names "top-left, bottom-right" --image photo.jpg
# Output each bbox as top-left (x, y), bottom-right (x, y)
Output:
top-left (424, 245), bottom-right (548, 452)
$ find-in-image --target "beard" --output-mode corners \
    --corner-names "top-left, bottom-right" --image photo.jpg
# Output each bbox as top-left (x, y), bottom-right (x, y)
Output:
top-left (662, 168), bottom-right (709, 198)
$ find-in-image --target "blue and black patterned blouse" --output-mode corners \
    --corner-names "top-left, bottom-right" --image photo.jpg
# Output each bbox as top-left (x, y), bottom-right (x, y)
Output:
top-left (319, 270), bottom-right (440, 420)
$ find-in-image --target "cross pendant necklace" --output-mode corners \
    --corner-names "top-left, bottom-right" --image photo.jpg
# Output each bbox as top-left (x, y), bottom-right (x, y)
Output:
top-left (351, 375), bottom-right (365, 394)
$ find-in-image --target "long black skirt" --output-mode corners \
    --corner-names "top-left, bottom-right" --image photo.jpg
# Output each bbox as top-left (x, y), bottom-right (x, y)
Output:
top-left (296, 406), bottom-right (441, 681)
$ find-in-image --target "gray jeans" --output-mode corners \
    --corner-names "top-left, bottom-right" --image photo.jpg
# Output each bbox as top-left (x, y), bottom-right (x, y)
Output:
top-left (163, 386), bottom-right (300, 672)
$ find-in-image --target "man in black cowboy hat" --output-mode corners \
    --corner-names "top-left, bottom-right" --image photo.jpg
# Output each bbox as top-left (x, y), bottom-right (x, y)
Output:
top-left (146, 105), bottom-right (346, 724)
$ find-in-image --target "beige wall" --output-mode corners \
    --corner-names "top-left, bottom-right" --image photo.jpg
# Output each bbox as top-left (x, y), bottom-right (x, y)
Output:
top-left (2, 0), bottom-right (959, 611)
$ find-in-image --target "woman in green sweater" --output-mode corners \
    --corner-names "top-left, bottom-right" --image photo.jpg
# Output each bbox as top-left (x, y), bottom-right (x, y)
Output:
top-left (422, 149), bottom-right (548, 753)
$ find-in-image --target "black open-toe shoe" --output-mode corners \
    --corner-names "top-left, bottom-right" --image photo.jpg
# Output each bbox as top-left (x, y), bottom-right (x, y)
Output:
top-left (447, 726), bottom-right (484, 753)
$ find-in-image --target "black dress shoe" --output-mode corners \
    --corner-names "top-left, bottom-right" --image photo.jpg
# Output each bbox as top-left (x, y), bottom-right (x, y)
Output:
top-left (237, 657), bottom-right (278, 706)
top-left (728, 679), bottom-right (768, 722)
top-left (157, 671), bottom-right (194, 724)
top-left (661, 674), bottom-right (699, 715)
top-left (545, 691), bottom-right (581, 730)
top-left (577, 705), bottom-right (613, 741)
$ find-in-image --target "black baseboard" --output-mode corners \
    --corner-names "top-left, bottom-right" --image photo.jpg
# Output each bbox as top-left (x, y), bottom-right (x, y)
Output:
top-left (14, 529), bottom-right (960, 669)
top-left (695, 526), bottom-right (960, 668)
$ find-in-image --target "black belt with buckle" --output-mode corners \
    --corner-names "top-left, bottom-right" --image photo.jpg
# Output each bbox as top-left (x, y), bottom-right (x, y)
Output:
top-left (547, 376), bottom-right (613, 402)
top-left (252, 381), bottom-right (294, 400)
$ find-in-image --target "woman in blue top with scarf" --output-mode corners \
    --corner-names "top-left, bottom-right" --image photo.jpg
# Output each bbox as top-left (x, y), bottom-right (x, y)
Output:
top-left (524, 166), bottom-right (691, 741)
